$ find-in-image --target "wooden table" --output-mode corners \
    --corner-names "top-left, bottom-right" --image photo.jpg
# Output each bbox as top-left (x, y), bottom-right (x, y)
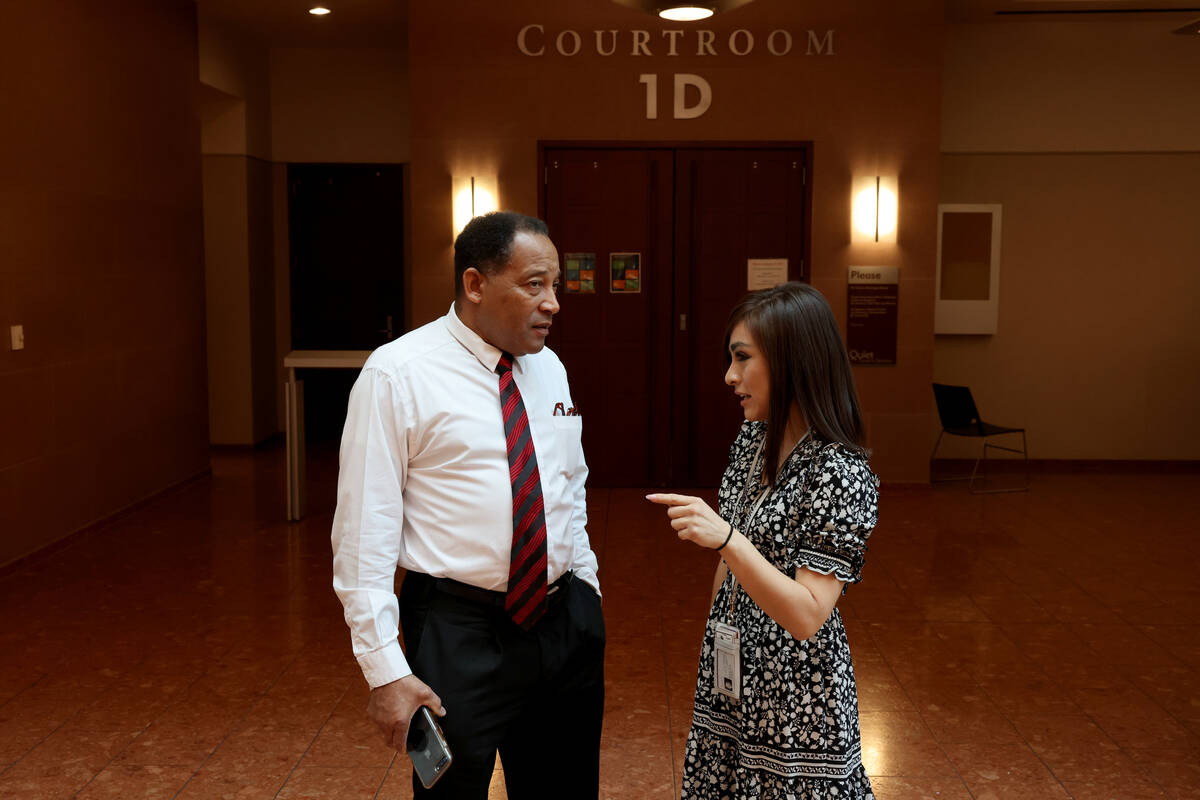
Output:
top-left (283, 350), bottom-right (372, 520)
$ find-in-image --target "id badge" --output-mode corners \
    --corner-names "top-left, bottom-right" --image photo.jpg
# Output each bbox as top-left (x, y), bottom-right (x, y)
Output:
top-left (713, 622), bottom-right (741, 702)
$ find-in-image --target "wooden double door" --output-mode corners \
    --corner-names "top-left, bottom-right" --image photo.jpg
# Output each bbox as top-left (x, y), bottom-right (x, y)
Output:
top-left (540, 144), bottom-right (811, 487)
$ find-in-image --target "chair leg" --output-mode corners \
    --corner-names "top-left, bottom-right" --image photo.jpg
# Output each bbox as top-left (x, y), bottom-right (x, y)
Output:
top-left (1021, 430), bottom-right (1029, 491)
top-left (930, 430), bottom-right (971, 483)
top-left (969, 440), bottom-right (988, 492)
top-left (969, 434), bottom-right (1030, 494)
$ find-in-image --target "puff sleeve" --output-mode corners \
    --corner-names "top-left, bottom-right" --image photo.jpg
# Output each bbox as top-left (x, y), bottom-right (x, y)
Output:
top-left (788, 444), bottom-right (879, 586)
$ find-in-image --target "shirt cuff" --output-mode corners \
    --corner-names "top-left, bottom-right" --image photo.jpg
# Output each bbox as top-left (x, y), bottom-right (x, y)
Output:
top-left (573, 566), bottom-right (601, 598)
top-left (357, 641), bottom-right (412, 688)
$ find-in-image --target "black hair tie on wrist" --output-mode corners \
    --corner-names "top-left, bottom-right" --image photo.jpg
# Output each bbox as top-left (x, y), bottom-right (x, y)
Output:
top-left (714, 522), bottom-right (734, 551)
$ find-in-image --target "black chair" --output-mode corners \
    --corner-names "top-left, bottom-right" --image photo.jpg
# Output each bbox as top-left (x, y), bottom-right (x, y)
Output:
top-left (931, 383), bottom-right (1029, 494)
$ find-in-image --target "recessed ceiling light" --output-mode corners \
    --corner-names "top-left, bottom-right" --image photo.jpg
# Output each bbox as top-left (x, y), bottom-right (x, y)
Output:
top-left (309, 6), bottom-right (331, 15)
top-left (658, 5), bottom-right (714, 22)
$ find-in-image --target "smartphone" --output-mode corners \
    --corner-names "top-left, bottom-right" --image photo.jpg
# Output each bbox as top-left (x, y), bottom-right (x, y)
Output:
top-left (406, 705), bottom-right (452, 789)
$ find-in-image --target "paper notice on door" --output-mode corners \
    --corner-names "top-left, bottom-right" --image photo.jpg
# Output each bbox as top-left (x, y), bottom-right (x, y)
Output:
top-left (747, 259), bottom-right (788, 291)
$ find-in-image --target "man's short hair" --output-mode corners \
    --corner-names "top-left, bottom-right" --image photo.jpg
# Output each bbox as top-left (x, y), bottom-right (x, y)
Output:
top-left (454, 211), bottom-right (550, 295)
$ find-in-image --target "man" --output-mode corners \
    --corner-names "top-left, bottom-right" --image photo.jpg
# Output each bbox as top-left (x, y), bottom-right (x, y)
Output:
top-left (331, 211), bottom-right (604, 798)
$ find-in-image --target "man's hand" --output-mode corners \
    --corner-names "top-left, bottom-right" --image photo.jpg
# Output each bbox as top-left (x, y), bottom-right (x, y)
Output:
top-left (367, 675), bottom-right (445, 752)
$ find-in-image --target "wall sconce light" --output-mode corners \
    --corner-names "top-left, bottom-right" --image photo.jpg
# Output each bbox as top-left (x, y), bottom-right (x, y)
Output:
top-left (852, 175), bottom-right (898, 244)
top-left (452, 176), bottom-right (498, 237)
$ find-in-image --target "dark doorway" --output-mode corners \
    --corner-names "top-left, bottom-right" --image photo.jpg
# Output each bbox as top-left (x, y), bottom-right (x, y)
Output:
top-left (541, 144), bottom-right (811, 487)
top-left (288, 163), bottom-right (406, 439)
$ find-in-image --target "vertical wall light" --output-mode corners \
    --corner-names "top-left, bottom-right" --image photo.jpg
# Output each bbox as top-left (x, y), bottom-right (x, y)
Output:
top-left (452, 176), bottom-right (498, 237)
top-left (852, 175), bottom-right (898, 244)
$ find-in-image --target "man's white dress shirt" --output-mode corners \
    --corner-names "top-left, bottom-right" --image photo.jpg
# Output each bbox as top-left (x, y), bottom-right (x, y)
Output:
top-left (331, 305), bottom-right (599, 688)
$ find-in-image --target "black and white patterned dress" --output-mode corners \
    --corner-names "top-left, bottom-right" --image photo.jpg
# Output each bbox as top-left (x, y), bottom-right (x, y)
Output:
top-left (681, 421), bottom-right (879, 800)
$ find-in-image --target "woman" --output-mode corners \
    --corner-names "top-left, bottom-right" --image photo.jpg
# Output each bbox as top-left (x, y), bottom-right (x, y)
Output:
top-left (648, 282), bottom-right (879, 799)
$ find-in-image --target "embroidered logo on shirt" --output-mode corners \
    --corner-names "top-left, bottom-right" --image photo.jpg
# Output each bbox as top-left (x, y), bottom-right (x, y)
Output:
top-left (553, 402), bottom-right (581, 417)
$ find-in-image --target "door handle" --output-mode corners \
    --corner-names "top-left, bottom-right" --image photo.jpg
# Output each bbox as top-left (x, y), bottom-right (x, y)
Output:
top-left (679, 313), bottom-right (687, 332)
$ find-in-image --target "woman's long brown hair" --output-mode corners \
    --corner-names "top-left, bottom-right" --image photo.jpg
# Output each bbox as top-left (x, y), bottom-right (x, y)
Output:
top-left (724, 282), bottom-right (867, 485)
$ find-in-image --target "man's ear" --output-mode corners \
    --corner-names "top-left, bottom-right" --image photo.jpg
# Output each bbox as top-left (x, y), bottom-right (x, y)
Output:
top-left (462, 267), bottom-right (486, 304)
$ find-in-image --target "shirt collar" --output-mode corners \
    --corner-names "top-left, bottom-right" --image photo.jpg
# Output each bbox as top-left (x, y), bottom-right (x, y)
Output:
top-left (443, 303), bottom-right (521, 374)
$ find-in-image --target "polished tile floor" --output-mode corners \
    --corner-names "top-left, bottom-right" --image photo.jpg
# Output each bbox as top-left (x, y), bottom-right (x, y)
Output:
top-left (1, 445), bottom-right (1198, 799)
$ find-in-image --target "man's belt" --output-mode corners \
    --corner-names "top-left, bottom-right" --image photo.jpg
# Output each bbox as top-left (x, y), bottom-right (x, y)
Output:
top-left (431, 570), bottom-right (574, 608)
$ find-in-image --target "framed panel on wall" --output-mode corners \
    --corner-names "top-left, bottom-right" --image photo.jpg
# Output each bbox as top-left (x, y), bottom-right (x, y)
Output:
top-left (935, 204), bottom-right (1001, 334)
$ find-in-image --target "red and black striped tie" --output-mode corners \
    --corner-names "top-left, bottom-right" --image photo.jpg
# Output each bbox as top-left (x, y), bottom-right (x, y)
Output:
top-left (496, 352), bottom-right (548, 630)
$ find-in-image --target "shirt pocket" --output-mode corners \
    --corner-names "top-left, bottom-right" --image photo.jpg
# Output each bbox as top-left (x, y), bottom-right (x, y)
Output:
top-left (549, 415), bottom-right (584, 477)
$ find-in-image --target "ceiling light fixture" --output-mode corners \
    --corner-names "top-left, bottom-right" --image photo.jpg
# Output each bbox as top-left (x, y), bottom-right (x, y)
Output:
top-left (309, 6), bottom-right (331, 15)
top-left (611, 0), bottom-right (755, 20)
top-left (658, 5), bottom-right (714, 21)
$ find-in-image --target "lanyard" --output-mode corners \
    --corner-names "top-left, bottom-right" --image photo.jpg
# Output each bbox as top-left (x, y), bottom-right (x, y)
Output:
top-left (725, 429), bottom-right (811, 625)
top-left (726, 486), bottom-right (771, 624)
top-left (727, 439), bottom-right (768, 625)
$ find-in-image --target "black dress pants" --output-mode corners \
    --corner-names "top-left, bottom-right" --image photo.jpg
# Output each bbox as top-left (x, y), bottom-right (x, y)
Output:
top-left (400, 572), bottom-right (605, 799)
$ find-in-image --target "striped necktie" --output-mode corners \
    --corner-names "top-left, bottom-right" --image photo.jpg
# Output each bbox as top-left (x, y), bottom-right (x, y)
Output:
top-left (496, 352), bottom-right (548, 630)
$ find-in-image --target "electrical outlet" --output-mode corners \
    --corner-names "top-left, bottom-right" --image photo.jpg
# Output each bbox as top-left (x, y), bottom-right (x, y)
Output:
top-left (10, 325), bottom-right (24, 351)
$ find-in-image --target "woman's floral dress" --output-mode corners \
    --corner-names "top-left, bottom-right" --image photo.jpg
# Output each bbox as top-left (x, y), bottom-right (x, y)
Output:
top-left (681, 422), bottom-right (880, 799)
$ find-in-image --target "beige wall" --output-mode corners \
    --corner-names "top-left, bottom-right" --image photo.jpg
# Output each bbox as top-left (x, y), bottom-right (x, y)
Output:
top-left (943, 20), bottom-right (1200, 154)
top-left (198, 14), bottom-right (278, 444)
top-left (272, 163), bottom-right (292, 428)
top-left (202, 155), bottom-right (253, 442)
top-left (270, 47), bottom-right (410, 164)
top-left (938, 153), bottom-right (1200, 459)
top-left (410, 0), bottom-right (943, 483)
top-left (198, 14), bottom-right (272, 160)
top-left (0, 0), bottom-right (209, 566)
top-left (938, 19), bottom-right (1200, 461)
top-left (201, 154), bottom-right (277, 445)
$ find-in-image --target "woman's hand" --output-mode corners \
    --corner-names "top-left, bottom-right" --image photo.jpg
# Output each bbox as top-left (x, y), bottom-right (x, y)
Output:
top-left (648, 493), bottom-right (845, 641)
top-left (646, 493), bottom-right (732, 550)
